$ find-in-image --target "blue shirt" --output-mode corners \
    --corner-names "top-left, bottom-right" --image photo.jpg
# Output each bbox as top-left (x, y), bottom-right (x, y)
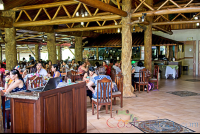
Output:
top-left (53, 71), bottom-right (63, 82)
top-left (91, 75), bottom-right (111, 99)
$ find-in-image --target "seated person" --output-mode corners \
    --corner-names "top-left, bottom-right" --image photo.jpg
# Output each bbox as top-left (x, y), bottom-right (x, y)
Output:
top-left (85, 58), bottom-right (91, 67)
top-left (48, 64), bottom-right (63, 82)
top-left (112, 60), bottom-right (121, 75)
top-left (132, 60), bottom-right (146, 90)
top-left (62, 60), bottom-right (69, 73)
top-left (3, 69), bottom-right (26, 109)
top-left (94, 62), bottom-right (100, 69)
top-left (83, 67), bottom-right (98, 100)
top-left (106, 59), bottom-right (114, 76)
top-left (87, 66), bottom-right (113, 110)
top-left (78, 62), bottom-right (88, 74)
top-left (23, 62), bottom-right (48, 83)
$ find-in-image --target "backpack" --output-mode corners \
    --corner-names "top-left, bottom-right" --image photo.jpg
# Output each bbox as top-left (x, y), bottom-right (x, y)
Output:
top-left (148, 82), bottom-right (154, 91)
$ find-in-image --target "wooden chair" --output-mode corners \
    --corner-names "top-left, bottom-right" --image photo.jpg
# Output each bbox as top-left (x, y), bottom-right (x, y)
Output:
top-left (134, 68), bottom-right (149, 93)
top-left (110, 68), bottom-right (116, 81)
top-left (112, 73), bottom-right (123, 108)
top-left (150, 65), bottom-right (159, 90)
top-left (92, 78), bottom-right (113, 119)
top-left (71, 70), bottom-right (78, 82)
top-left (26, 75), bottom-right (43, 90)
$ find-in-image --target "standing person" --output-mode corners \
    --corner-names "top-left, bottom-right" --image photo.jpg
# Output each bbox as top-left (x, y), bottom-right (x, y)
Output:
top-left (102, 61), bottom-right (108, 73)
top-left (0, 63), bottom-right (5, 74)
top-left (29, 55), bottom-right (35, 62)
top-left (106, 59), bottom-right (114, 76)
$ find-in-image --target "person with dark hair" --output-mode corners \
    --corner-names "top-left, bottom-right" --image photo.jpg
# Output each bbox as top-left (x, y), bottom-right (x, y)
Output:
top-left (87, 66), bottom-right (113, 110)
top-left (29, 55), bottom-right (35, 62)
top-left (106, 59), bottom-right (114, 76)
top-left (61, 60), bottom-right (69, 73)
top-left (113, 60), bottom-right (121, 74)
top-left (4, 69), bottom-right (26, 94)
top-left (83, 66), bottom-right (98, 100)
top-left (49, 64), bottom-right (62, 82)
top-left (132, 60), bottom-right (145, 89)
top-left (94, 62), bottom-right (100, 69)
top-left (78, 62), bottom-right (88, 74)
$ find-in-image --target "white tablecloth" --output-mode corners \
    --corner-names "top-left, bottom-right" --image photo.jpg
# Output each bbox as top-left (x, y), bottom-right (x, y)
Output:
top-left (165, 66), bottom-right (176, 79)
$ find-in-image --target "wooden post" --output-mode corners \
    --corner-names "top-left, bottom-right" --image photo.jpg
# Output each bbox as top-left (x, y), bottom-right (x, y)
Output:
top-left (144, 0), bottom-right (153, 73)
top-left (175, 45), bottom-right (178, 60)
top-left (166, 45), bottom-right (169, 58)
top-left (75, 36), bottom-right (83, 63)
top-left (0, 45), bottom-right (2, 63)
top-left (3, 10), bottom-right (17, 71)
top-left (47, 33), bottom-right (57, 64)
top-left (35, 44), bottom-right (39, 61)
top-left (17, 52), bottom-right (20, 63)
top-left (169, 46), bottom-right (173, 61)
top-left (96, 47), bottom-right (99, 60)
top-left (57, 45), bottom-right (61, 61)
top-left (121, 0), bottom-right (136, 97)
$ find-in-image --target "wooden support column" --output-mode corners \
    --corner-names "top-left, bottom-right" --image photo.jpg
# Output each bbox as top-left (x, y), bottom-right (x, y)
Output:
top-left (144, 0), bottom-right (153, 73)
top-left (3, 10), bottom-right (17, 71)
top-left (175, 45), bottom-right (178, 60)
top-left (0, 46), bottom-right (2, 63)
top-left (47, 33), bottom-right (56, 64)
top-left (17, 52), bottom-right (20, 63)
top-left (35, 44), bottom-right (39, 61)
top-left (75, 36), bottom-right (83, 63)
top-left (166, 46), bottom-right (169, 58)
top-left (121, 0), bottom-right (136, 97)
top-left (96, 47), bottom-right (99, 60)
top-left (169, 46), bottom-right (173, 61)
top-left (57, 45), bottom-right (61, 61)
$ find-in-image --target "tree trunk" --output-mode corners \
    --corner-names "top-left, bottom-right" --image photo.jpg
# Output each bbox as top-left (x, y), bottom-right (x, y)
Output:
top-left (3, 10), bottom-right (17, 71)
top-left (75, 36), bottom-right (83, 63)
top-left (47, 33), bottom-right (57, 64)
top-left (122, 0), bottom-right (136, 97)
top-left (57, 45), bottom-right (61, 61)
top-left (35, 44), bottom-right (39, 61)
top-left (144, 0), bottom-right (153, 73)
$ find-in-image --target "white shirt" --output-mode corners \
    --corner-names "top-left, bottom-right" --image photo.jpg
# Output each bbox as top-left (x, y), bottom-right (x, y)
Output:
top-left (113, 65), bottom-right (121, 74)
top-left (132, 66), bottom-right (145, 77)
top-left (37, 68), bottom-right (47, 77)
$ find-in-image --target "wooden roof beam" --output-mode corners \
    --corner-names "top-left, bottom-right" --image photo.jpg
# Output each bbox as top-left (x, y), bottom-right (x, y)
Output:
top-left (12, 1), bottom-right (79, 11)
top-left (76, 0), bottom-right (127, 17)
top-left (153, 20), bottom-right (200, 25)
top-left (152, 25), bottom-right (173, 35)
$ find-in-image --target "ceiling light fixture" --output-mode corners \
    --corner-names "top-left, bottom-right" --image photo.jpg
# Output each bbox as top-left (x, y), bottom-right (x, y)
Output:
top-left (117, 28), bottom-right (120, 33)
top-left (142, 13), bottom-right (146, 22)
top-left (196, 23), bottom-right (200, 26)
top-left (0, 0), bottom-right (4, 10)
top-left (133, 26), bottom-right (135, 32)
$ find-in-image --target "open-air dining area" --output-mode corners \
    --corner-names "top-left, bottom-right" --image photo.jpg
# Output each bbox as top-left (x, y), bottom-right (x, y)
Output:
top-left (0, 0), bottom-right (200, 133)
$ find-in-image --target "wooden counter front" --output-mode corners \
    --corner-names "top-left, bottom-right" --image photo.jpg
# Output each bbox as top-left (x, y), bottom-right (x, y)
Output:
top-left (9, 82), bottom-right (87, 133)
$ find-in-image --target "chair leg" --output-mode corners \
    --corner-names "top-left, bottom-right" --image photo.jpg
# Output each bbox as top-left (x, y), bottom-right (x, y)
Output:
top-left (97, 104), bottom-right (99, 119)
top-left (106, 105), bottom-right (108, 114)
top-left (157, 81), bottom-right (159, 90)
top-left (110, 104), bottom-right (112, 118)
top-left (92, 101), bottom-right (94, 115)
top-left (139, 85), bottom-right (140, 93)
top-left (134, 84), bottom-right (136, 91)
top-left (120, 97), bottom-right (123, 108)
top-left (113, 97), bottom-right (116, 105)
top-left (147, 84), bottom-right (149, 93)
top-left (143, 85), bottom-right (144, 92)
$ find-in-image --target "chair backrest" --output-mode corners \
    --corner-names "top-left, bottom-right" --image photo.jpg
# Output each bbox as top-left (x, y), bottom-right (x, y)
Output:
top-left (153, 65), bottom-right (159, 79)
top-left (26, 75), bottom-right (43, 89)
top-left (97, 77), bottom-right (112, 103)
top-left (0, 72), bottom-right (4, 87)
top-left (110, 68), bottom-right (116, 81)
top-left (71, 70), bottom-right (77, 82)
top-left (138, 68), bottom-right (149, 83)
top-left (115, 73), bottom-right (123, 93)
top-left (95, 68), bottom-right (99, 76)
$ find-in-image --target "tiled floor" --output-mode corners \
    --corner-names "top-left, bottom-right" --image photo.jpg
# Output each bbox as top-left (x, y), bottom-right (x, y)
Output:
top-left (87, 73), bottom-right (200, 133)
